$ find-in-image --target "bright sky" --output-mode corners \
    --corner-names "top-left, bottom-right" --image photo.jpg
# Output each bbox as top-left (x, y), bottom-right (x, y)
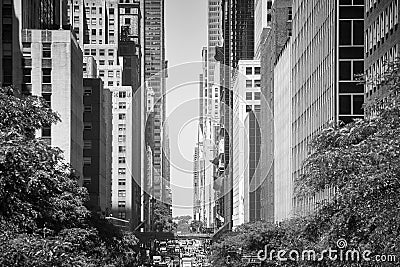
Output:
top-left (165, 0), bottom-right (207, 217)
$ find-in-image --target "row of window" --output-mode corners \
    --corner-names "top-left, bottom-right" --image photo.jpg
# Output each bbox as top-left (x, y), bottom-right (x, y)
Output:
top-left (22, 68), bottom-right (51, 84)
top-left (99, 70), bottom-right (120, 78)
top-left (365, 0), bottom-right (399, 53)
top-left (245, 66), bottom-right (261, 75)
top-left (245, 91), bottom-right (261, 101)
top-left (246, 79), bottom-right (261, 88)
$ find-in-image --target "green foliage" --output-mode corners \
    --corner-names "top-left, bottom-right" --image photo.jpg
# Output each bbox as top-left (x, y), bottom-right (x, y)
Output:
top-left (0, 87), bottom-right (139, 266)
top-left (152, 201), bottom-right (176, 232)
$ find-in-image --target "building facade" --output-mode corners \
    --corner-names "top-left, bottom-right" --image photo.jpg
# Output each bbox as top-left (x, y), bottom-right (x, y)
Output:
top-left (0, 0), bottom-right (67, 88)
top-left (365, 0), bottom-right (400, 100)
top-left (215, 0), bottom-right (255, 234)
top-left (291, 0), bottom-right (364, 216)
top-left (273, 39), bottom-right (292, 222)
top-left (259, 0), bottom-right (292, 223)
top-left (232, 60), bottom-right (261, 228)
top-left (21, 29), bottom-right (84, 179)
top-left (143, 0), bottom-right (170, 215)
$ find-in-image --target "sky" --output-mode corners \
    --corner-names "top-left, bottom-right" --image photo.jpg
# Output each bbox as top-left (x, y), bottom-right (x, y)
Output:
top-left (165, 0), bottom-right (207, 217)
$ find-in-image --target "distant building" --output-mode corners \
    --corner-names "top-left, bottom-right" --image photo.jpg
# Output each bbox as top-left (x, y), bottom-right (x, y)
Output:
top-left (232, 60), bottom-right (261, 228)
top-left (364, 0), bottom-right (400, 101)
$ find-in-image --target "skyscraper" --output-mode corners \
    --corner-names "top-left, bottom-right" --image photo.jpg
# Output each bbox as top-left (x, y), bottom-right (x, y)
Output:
top-left (215, 0), bottom-right (254, 234)
top-left (143, 0), bottom-right (170, 225)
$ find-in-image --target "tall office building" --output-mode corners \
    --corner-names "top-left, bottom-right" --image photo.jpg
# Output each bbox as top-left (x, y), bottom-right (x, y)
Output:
top-left (20, 29), bottom-right (84, 180)
top-left (197, 45), bottom-right (221, 230)
top-left (143, 0), bottom-right (170, 217)
top-left (365, 0), bottom-right (400, 101)
top-left (214, 0), bottom-right (254, 234)
top-left (67, 0), bottom-right (142, 228)
top-left (273, 39), bottom-right (292, 222)
top-left (232, 60), bottom-right (261, 228)
top-left (291, 0), bottom-right (364, 216)
top-left (259, 0), bottom-right (292, 223)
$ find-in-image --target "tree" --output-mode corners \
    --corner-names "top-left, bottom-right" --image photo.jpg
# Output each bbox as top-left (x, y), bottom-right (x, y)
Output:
top-left (295, 61), bottom-right (400, 263)
top-left (0, 87), bottom-right (139, 266)
top-left (152, 200), bottom-right (176, 232)
top-left (190, 220), bottom-right (204, 233)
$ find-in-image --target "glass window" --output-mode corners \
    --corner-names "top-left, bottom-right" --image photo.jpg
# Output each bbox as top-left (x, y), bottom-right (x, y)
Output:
top-left (42, 68), bottom-right (51, 83)
top-left (84, 103), bottom-right (93, 112)
top-left (42, 43), bottom-right (51, 58)
top-left (83, 157), bottom-right (92, 165)
top-left (118, 124), bottom-right (126, 131)
top-left (119, 146), bottom-right (126, 153)
top-left (118, 201), bottom-right (126, 208)
top-left (339, 95), bottom-right (352, 114)
top-left (118, 157), bottom-right (126, 164)
top-left (353, 95), bottom-right (364, 115)
top-left (84, 122), bottom-right (92, 131)
top-left (339, 20), bottom-right (352, 45)
top-left (119, 91), bottom-right (127, 98)
top-left (254, 80), bottom-right (261, 87)
top-left (119, 102), bottom-right (126, 109)
top-left (119, 113), bottom-right (126, 120)
top-left (246, 80), bottom-right (252, 88)
top-left (83, 177), bottom-right (91, 186)
top-left (23, 68), bottom-right (31, 83)
top-left (118, 168), bottom-right (126, 175)
top-left (118, 134), bottom-right (126, 142)
top-left (246, 67), bottom-right (252, 75)
top-left (246, 92), bottom-right (252, 100)
top-left (254, 92), bottom-right (261, 100)
top-left (118, 190), bottom-right (126, 197)
top-left (254, 67), bottom-right (261, 74)
top-left (84, 140), bottom-right (92, 149)
top-left (339, 61), bottom-right (351, 80)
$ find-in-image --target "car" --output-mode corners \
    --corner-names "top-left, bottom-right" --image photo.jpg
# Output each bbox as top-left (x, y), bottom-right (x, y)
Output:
top-left (181, 257), bottom-right (193, 267)
top-left (153, 255), bottom-right (162, 266)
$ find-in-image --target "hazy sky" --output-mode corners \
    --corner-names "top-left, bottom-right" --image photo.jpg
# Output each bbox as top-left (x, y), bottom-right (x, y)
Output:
top-left (165, 0), bottom-right (207, 217)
